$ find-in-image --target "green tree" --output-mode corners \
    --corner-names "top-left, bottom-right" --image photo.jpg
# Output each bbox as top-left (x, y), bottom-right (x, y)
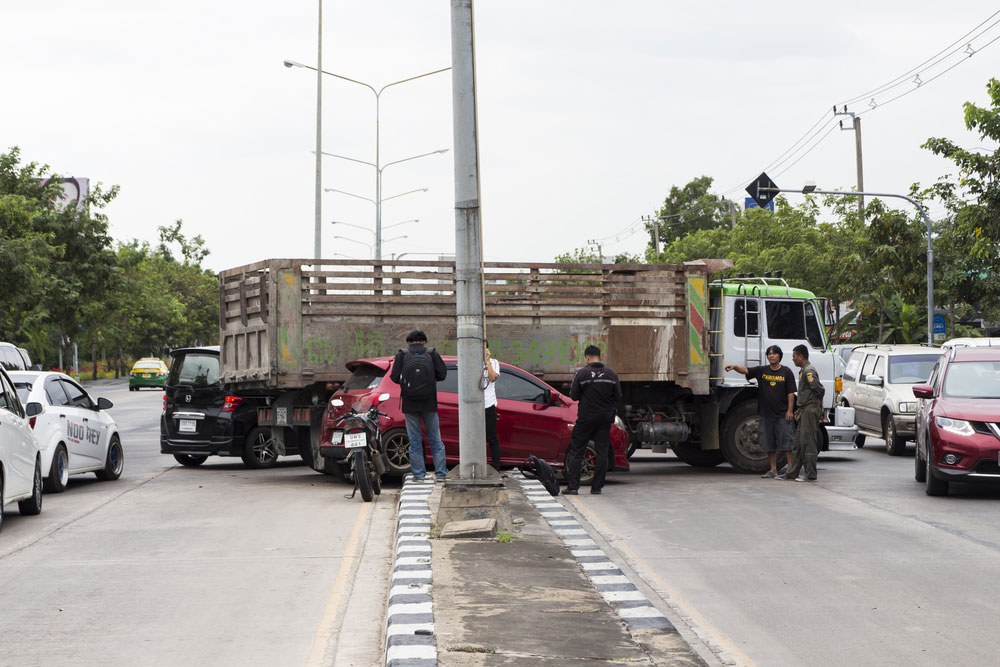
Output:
top-left (649, 176), bottom-right (728, 258)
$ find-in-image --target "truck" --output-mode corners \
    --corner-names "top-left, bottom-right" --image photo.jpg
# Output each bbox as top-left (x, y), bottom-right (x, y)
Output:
top-left (218, 258), bottom-right (857, 475)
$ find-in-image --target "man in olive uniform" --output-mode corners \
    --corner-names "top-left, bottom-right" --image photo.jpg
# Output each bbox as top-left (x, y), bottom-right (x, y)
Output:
top-left (785, 344), bottom-right (825, 482)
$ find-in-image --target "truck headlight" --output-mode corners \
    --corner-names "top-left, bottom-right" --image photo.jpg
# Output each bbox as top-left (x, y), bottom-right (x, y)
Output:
top-left (898, 402), bottom-right (916, 414)
top-left (936, 416), bottom-right (974, 436)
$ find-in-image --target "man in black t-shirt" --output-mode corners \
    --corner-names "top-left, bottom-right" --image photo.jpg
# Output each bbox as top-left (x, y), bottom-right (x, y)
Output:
top-left (726, 345), bottom-right (797, 478)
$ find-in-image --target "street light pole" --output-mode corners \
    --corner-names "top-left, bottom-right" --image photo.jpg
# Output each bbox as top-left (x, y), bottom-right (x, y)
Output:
top-left (284, 60), bottom-right (450, 260)
top-left (775, 186), bottom-right (935, 344)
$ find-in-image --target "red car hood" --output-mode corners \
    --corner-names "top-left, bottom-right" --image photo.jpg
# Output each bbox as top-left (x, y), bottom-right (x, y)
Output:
top-left (937, 397), bottom-right (1000, 421)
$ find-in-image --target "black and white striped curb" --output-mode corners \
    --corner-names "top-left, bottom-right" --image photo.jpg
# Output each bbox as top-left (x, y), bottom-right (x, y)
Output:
top-left (517, 475), bottom-right (674, 631)
top-left (385, 476), bottom-right (436, 667)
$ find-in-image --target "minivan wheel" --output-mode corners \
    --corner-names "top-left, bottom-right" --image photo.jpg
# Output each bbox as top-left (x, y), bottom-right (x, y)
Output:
top-left (884, 416), bottom-right (907, 456)
top-left (173, 454), bottom-right (208, 467)
top-left (242, 427), bottom-right (278, 469)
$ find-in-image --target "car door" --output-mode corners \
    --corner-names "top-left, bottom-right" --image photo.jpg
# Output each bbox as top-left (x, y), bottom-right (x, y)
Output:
top-left (0, 370), bottom-right (34, 498)
top-left (854, 353), bottom-right (879, 430)
top-left (916, 358), bottom-right (943, 456)
top-left (495, 369), bottom-right (565, 465)
top-left (435, 365), bottom-right (460, 461)
top-left (58, 378), bottom-right (105, 468)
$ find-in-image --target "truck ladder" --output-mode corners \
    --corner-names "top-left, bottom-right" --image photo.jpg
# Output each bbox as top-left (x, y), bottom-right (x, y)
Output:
top-left (708, 293), bottom-right (725, 381)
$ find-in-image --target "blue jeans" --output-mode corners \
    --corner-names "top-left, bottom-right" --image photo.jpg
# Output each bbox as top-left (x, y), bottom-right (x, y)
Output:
top-left (404, 411), bottom-right (448, 479)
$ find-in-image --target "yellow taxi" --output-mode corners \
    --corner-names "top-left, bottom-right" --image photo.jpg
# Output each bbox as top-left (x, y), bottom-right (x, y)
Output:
top-left (130, 357), bottom-right (169, 391)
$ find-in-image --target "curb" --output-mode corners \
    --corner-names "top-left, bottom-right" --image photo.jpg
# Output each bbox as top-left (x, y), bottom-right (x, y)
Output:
top-left (516, 473), bottom-right (675, 631)
top-left (385, 476), bottom-right (437, 667)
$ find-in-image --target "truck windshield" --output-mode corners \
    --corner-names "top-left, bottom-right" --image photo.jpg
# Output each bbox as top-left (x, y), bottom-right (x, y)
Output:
top-left (344, 365), bottom-right (386, 391)
top-left (888, 354), bottom-right (939, 384)
top-left (765, 300), bottom-right (825, 348)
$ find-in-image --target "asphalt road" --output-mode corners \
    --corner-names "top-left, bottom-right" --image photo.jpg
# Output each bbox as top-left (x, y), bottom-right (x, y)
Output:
top-left (575, 443), bottom-right (1000, 667)
top-left (0, 379), bottom-right (395, 667)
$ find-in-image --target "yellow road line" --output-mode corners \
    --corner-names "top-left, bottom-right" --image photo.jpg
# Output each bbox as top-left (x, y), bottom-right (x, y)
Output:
top-left (570, 497), bottom-right (757, 667)
top-left (306, 501), bottom-right (373, 667)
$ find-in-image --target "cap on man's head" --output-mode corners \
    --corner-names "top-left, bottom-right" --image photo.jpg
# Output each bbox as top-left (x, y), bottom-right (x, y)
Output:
top-left (584, 345), bottom-right (602, 358)
top-left (406, 330), bottom-right (427, 343)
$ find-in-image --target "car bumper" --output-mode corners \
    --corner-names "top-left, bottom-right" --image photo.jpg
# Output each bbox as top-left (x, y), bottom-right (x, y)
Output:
top-left (160, 436), bottom-right (239, 457)
top-left (130, 377), bottom-right (166, 388)
top-left (892, 414), bottom-right (917, 437)
top-left (825, 425), bottom-right (859, 451)
top-left (929, 429), bottom-right (1000, 483)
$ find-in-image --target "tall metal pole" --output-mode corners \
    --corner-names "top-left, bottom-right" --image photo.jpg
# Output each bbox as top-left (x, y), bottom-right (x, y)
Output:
top-left (375, 96), bottom-right (382, 261)
top-left (854, 117), bottom-right (864, 217)
top-left (451, 0), bottom-right (486, 479)
top-left (313, 0), bottom-right (323, 259)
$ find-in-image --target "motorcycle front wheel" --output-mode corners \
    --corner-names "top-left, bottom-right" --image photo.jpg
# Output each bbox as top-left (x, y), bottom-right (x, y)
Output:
top-left (353, 450), bottom-right (374, 502)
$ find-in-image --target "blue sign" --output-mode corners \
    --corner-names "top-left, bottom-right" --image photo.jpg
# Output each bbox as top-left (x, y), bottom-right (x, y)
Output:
top-left (745, 197), bottom-right (775, 212)
top-left (933, 314), bottom-right (946, 334)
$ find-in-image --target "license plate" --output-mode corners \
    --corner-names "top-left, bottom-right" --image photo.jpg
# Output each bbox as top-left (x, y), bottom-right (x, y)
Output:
top-left (344, 432), bottom-right (367, 449)
top-left (143, 373), bottom-right (151, 378)
top-left (179, 419), bottom-right (197, 433)
top-left (331, 431), bottom-right (343, 445)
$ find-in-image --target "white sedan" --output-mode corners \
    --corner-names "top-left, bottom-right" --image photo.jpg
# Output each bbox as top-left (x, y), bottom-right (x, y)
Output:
top-left (1, 366), bottom-right (43, 531)
top-left (10, 371), bottom-right (123, 493)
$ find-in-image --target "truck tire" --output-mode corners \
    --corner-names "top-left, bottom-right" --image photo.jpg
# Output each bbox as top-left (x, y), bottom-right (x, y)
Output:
top-left (672, 442), bottom-right (725, 467)
top-left (382, 428), bottom-right (411, 476)
top-left (721, 401), bottom-right (770, 474)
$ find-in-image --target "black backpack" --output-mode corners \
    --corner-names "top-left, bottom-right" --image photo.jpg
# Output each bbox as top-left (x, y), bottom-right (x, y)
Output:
top-left (521, 455), bottom-right (560, 497)
top-left (400, 348), bottom-right (436, 400)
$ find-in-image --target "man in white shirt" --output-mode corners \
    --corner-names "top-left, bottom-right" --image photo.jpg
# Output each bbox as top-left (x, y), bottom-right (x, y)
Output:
top-left (483, 341), bottom-right (501, 469)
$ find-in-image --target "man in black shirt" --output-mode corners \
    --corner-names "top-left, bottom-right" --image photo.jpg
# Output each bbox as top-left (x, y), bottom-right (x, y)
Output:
top-left (564, 345), bottom-right (622, 495)
top-left (726, 345), bottom-right (797, 478)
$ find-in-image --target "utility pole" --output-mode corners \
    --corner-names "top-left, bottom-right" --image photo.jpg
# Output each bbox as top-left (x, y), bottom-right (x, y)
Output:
top-left (641, 216), bottom-right (660, 255)
top-left (587, 239), bottom-right (603, 264)
top-left (313, 0), bottom-right (323, 259)
top-left (451, 0), bottom-right (487, 480)
top-left (835, 105), bottom-right (864, 217)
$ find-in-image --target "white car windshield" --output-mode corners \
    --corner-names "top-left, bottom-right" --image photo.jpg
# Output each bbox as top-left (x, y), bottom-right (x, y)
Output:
top-left (888, 355), bottom-right (939, 384)
top-left (942, 361), bottom-right (1000, 399)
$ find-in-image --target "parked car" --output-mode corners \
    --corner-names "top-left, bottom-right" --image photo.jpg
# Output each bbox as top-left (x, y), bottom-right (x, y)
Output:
top-left (16, 347), bottom-right (40, 371)
top-left (912, 346), bottom-right (1000, 496)
top-left (940, 337), bottom-right (1000, 350)
top-left (840, 345), bottom-right (942, 455)
top-left (0, 342), bottom-right (27, 371)
top-left (318, 356), bottom-right (631, 484)
top-left (10, 371), bottom-right (123, 492)
top-left (0, 366), bottom-right (43, 531)
top-left (160, 346), bottom-right (288, 469)
top-left (129, 357), bottom-right (169, 391)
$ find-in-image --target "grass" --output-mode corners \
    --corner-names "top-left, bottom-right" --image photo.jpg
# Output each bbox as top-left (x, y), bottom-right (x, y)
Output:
top-left (496, 530), bottom-right (513, 543)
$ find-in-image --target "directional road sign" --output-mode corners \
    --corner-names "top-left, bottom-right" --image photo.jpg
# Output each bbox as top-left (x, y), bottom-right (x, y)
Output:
top-left (746, 172), bottom-right (778, 210)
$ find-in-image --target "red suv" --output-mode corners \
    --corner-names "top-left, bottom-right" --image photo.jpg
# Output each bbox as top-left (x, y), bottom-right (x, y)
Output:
top-left (912, 346), bottom-right (1000, 496)
top-left (319, 356), bottom-right (630, 484)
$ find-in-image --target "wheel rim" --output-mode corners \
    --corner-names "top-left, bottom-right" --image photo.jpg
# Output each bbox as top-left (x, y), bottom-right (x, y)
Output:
top-left (110, 442), bottom-right (124, 475)
top-left (57, 449), bottom-right (68, 485)
top-left (580, 447), bottom-right (596, 484)
top-left (886, 420), bottom-right (894, 452)
top-left (384, 432), bottom-right (410, 471)
top-left (735, 415), bottom-right (764, 458)
top-left (252, 432), bottom-right (276, 464)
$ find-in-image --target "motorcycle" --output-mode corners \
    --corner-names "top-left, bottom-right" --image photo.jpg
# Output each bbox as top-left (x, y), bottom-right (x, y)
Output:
top-left (329, 392), bottom-right (390, 501)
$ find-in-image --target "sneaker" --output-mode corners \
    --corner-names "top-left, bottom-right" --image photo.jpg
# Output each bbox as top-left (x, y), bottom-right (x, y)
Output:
top-left (590, 488), bottom-right (602, 495)
top-left (794, 476), bottom-right (813, 482)
top-left (562, 488), bottom-right (578, 495)
top-left (412, 476), bottom-right (426, 482)
top-left (761, 471), bottom-right (776, 478)
top-left (775, 473), bottom-right (791, 480)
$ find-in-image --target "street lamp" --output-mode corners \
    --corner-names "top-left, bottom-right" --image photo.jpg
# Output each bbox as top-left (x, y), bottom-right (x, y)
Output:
top-left (324, 186), bottom-right (428, 206)
top-left (330, 218), bottom-right (418, 243)
top-left (786, 183), bottom-right (935, 344)
top-left (333, 234), bottom-right (409, 258)
top-left (284, 59), bottom-right (450, 260)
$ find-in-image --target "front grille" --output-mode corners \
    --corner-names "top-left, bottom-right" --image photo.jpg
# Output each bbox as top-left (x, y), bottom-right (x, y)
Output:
top-left (972, 459), bottom-right (1000, 475)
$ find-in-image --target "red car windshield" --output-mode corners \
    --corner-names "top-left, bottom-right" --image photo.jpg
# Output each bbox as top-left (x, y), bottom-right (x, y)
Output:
top-left (943, 361), bottom-right (1000, 399)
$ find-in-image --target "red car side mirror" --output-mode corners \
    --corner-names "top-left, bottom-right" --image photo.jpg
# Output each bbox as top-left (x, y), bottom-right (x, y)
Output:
top-left (912, 384), bottom-right (934, 399)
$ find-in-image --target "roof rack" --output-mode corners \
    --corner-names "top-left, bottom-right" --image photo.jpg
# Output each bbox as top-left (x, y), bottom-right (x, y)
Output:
top-left (713, 272), bottom-right (792, 297)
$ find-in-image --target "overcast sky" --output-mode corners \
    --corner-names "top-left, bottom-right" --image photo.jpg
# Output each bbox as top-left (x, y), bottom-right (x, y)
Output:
top-left (3, 2), bottom-right (997, 272)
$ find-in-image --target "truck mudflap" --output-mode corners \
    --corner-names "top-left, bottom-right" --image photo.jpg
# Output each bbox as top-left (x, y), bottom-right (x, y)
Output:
top-left (825, 425), bottom-right (859, 451)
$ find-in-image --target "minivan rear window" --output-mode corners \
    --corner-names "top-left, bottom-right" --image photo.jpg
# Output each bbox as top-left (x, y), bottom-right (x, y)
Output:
top-left (169, 353), bottom-right (220, 387)
top-left (343, 364), bottom-right (385, 391)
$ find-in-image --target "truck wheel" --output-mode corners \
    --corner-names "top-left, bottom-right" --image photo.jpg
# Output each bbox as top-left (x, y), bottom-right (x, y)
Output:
top-left (242, 427), bottom-right (278, 469)
top-left (672, 442), bottom-right (725, 467)
top-left (382, 429), bottom-right (411, 476)
top-left (721, 401), bottom-right (769, 473)
top-left (883, 416), bottom-right (907, 456)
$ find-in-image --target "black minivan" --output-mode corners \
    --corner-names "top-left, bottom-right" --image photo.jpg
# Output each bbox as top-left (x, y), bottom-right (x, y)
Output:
top-left (160, 346), bottom-right (282, 469)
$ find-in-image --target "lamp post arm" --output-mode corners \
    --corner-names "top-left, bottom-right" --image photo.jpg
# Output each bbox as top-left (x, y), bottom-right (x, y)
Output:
top-left (376, 67), bottom-right (451, 97)
top-left (379, 149), bottom-right (449, 173)
top-left (318, 150), bottom-right (376, 169)
top-left (774, 187), bottom-right (935, 345)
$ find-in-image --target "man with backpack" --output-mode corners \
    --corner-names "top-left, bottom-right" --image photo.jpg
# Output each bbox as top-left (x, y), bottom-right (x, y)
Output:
top-left (390, 330), bottom-right (449, 481)
top-left (564, 345), bottom-right (621, 495)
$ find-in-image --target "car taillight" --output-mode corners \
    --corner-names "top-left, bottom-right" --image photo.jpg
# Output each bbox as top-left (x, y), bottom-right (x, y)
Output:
top-left (163, 395), bottom-right (167, 411)
top-left (222, 396), bottom-right (244, 412)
